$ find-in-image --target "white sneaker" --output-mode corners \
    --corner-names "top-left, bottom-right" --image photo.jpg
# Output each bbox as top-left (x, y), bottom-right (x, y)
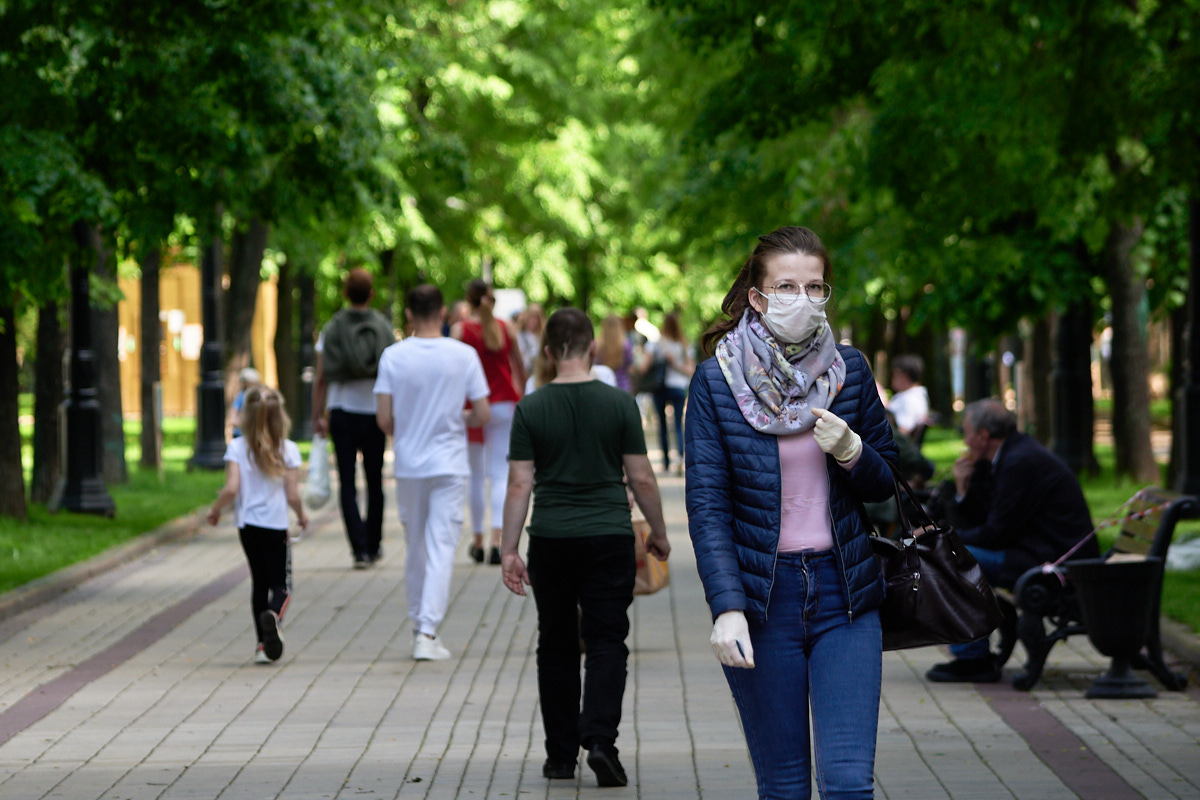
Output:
top-left (412, 634), bottom-right (451, 661)
top-left (254, 645), bottom-right (271, 665)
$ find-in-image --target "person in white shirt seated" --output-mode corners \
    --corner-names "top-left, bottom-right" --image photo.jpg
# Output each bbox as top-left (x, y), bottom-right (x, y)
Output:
top-left (887, 354), bottom-right (930, 438)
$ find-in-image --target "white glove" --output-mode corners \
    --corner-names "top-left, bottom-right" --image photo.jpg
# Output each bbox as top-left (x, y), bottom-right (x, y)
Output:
top-left (710, 610), bottom-right (755, 668)
top-left (811, 408), bottom-right (862, 464)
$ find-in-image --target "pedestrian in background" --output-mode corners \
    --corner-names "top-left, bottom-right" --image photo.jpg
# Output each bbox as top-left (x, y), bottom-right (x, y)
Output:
top-left (376, 284), bottom-right (490, 660)
top-left (226, 367), bottom-right (261, 440)
top-left (452, 279), bottom-right (526, 565)
top-left (597, 314), bottom-right (635, 393)
top-left (517, 303), bottom-right (546, 375)
top-left (648, 312), bottom-right (695, 474)
top-left (207, 387), bottom-right (308, 665)
top-left (500, 307), bottom-right (669, 787)
top-left (685, 225), bottom-right (897, 799)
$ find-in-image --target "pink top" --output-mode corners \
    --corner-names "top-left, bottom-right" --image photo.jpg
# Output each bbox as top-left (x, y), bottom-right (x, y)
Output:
top-left (777, 430), bottom-right (862, 553)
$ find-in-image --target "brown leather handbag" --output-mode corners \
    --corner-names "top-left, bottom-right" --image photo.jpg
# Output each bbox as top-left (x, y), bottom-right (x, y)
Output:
top-left (869, 464), bottom-right (1005, 651)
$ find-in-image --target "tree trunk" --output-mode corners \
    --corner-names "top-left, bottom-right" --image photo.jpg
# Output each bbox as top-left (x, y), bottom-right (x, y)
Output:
top-left (222, 216), bottom-right (269, 391)
top-left (1029, 314), bottom-right (1053, 444)
top-left (84, 227), bottom-right (127, 485)
top-left (378, 249), bottom-right (396, 325)
top-left (274, 260), bottom-right (298, 415)
top-left (1103, 219), bottom-right (1159, 482)
top-left (0, 302), bottom-right (28, 518)
top-left (139, 245), bottom-right (162, 470)
top-left (31, 301), bottom-right (65, 504)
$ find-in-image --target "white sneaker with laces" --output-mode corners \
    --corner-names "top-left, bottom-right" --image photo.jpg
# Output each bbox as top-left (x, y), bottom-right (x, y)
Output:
top-left (412, 634), bottom-right (451, 661)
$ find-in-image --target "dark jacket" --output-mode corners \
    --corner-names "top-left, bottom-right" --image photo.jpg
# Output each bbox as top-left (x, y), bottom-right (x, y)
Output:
top-left (948, 431), bottom-right (1098, 586)
top-left (684, 344), bottom-right (898, 623)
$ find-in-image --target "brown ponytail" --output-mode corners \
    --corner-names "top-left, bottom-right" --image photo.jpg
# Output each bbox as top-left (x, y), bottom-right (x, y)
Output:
top-left (240, 387), bottom-right (291, 478)
top-left (700, 226), bottom-right (833, 355)
top-left (466, 278), bottom-right (504, 352)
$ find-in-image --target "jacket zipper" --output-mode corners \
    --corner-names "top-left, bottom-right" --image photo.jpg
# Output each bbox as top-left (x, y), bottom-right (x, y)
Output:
top-left (763, 436), bottom-right (783, 623)
top-left (830, 503), bottom-right (853, 622)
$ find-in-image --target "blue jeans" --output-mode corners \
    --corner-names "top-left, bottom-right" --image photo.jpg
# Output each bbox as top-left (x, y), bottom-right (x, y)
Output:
top-left (724, 551), bottom-right (882, 800)
top-left (949, 546), bottom-right (1005, 660)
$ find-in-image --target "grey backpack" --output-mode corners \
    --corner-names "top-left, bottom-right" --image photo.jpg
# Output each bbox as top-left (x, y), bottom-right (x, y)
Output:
top-left (322, 308), bottom-right (395, 382)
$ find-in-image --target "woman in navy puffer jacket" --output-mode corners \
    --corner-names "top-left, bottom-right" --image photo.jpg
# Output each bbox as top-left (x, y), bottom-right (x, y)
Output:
top-left (685, 226), bottom-right (897, 800)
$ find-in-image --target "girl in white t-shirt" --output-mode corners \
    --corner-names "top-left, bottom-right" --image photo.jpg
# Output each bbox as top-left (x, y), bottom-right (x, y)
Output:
top-left (207, 387), bottom-right (308, 664)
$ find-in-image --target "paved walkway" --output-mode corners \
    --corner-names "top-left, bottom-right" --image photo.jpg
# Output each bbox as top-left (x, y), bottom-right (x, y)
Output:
top-left (0, 473), bottom-right (1198, 799)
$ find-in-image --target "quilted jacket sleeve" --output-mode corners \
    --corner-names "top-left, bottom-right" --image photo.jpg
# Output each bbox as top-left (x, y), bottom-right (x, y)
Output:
top-left (838, 347), bottom-right (898, 504)
top-left (684, 365), bottom-right (746, 620)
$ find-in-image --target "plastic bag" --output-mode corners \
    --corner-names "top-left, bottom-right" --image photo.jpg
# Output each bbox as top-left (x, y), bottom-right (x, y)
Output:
top-left (305, 434), bottom-right (332, 509)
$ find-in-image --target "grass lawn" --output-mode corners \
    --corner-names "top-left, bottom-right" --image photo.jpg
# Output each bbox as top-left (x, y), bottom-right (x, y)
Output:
top-left (0, 415), bottom-right (273, 596)
top-left (0, 413), bottom-right (316, 597)
top-left (922, 426), bottom-right (1200, 634)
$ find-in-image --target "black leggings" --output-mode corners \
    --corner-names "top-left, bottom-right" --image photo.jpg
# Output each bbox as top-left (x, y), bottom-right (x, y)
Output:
top-left (239, 525), bottom-right (292, 643)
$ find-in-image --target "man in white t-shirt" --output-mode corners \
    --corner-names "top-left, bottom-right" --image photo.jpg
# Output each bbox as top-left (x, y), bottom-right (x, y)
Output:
top-left (375, 284), bottom-right (491, 661)
top-left (887, 354), bottom-right (930, 438)
top-left (313, 269), bottom-right (395, 569)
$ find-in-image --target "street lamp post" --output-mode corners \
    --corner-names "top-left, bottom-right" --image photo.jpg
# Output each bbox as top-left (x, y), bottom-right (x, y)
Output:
top-left (58, 258), bottom-right (115, 516)
top-left (189, 238), bottom-right (226, 470)
top-left (1174, 198), bottom-right (1200, 495)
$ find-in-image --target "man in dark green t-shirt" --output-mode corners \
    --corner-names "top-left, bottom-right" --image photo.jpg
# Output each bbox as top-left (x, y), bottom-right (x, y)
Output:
top-left (501, 308), bottom-right (669, 788)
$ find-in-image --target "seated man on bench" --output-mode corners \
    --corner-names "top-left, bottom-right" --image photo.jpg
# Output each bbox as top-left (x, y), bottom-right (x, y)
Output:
top-left (926, 399), bottom-right (1100, 683)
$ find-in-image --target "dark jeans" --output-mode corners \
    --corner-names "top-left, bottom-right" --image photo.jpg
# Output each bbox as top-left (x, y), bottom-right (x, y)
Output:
top-left (950, 546), bottom-right (1005, 660)
top-left (527, 534), bottom-right (636, 762)
top-left (725, 551), bottom-right (882, 799)
top-left (653, 386), bottom-right (686, 470)
top-left (329, 408), bottom-right (386, 559)
top-left (239, 525), bottom-right (292, 643)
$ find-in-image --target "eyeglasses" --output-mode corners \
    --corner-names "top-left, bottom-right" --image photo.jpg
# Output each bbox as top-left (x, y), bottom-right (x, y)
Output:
top-left (758, 281), bottom-right (833, 306)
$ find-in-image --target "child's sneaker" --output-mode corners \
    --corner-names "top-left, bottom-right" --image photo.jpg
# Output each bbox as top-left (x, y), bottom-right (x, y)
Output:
top-left (254, 644), bottom-right (271, 665)
top-left (412, 634), bottom-right (451, 661)
top-left (259, 610), bottom-right (285, 661)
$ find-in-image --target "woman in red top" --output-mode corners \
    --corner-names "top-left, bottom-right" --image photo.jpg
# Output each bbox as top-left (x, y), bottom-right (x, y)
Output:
top-left (452, 279), bottom-right (527, 563)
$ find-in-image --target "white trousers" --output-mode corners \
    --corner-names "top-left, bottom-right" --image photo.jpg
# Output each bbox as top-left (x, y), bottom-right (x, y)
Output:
top-left (468, 400), bottom-right (515, 534)
top-left (395, 475), bottom-right (466, 636)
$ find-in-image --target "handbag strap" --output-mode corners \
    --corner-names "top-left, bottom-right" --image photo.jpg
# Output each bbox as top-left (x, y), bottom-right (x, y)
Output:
top-left (884, 460), bottom-right (938, 536)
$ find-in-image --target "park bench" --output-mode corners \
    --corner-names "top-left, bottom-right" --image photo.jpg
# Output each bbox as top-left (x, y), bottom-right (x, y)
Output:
top-left (993, 487), bottom-right (1200, 692)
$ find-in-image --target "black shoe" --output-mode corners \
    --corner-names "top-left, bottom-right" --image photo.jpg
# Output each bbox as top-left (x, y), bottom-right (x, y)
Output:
top-left (369, 546), bottom-right (384, 564)
top-left (470, 545), bottom-right (485, 564)
top-left (489, 546), bottom-right (502, 565)
top-left (353, 554), bottom-right (370, 570)
top-left (259, 611), bottom-right (284, 662)
top-left (586, 744), bottom-right (627, 787)
top-left (926, 656), bottom-right (1001, 683)
top-left (542, 759), bottom-right (575, 779)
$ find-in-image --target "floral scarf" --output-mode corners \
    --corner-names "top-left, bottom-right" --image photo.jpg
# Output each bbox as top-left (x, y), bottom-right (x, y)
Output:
top-left (715, 310), bottom-right (846, 435)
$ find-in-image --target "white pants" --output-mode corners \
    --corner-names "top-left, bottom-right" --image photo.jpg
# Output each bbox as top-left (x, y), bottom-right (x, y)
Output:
top-left (468, 401), bottom-right (515, 534)
top-left (395, 475), bottom-right (466, 636)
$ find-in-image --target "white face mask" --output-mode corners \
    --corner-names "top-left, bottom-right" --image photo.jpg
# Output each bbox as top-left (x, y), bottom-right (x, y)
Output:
top-left (756, 291), bottom-right (827, 344)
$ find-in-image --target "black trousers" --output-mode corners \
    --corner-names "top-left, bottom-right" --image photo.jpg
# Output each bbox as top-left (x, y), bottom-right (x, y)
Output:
top-left (239, 525), bottom-right (292, 643)
top-left (329, 408), bottom-right (387, 559)
top-left (527, 535), bottom-right (636, 762)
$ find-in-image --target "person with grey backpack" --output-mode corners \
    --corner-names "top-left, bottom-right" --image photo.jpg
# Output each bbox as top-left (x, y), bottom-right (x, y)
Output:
top-left (312, 268), bottom-right (396, 569)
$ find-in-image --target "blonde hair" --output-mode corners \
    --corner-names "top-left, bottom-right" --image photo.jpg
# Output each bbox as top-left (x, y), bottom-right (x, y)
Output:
top-left (240, 387), bottom-right (291, 479)
top-left (597, 315), bottom-right (627, 370)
